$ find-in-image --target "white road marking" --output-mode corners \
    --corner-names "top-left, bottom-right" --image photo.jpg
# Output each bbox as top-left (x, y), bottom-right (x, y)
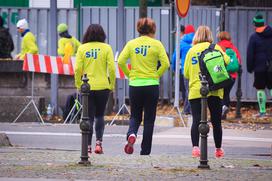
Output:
top-left (1, 131), bottom-right (272, 143)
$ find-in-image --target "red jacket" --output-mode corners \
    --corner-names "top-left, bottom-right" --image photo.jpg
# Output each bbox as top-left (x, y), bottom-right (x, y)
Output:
top-left (217, 40), bottom-right (242, 79)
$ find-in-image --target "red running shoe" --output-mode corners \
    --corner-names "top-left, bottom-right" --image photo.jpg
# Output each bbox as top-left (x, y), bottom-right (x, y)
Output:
top-left (215, 148), bottom-right (224, 158)
top-left (192, 146), bottom-right (200, 158)
top-left (124, 134), bottom-right (136, 154)
top-left (94, 141), bottom-right (104, 154)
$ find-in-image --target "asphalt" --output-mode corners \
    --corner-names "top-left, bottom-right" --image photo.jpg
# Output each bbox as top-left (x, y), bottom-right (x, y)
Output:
top-left (0, 123), bottom-right (271, 181)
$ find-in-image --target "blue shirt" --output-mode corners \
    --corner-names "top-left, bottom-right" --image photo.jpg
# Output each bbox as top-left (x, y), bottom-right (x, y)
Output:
top-left (171, 33), bottom-right (194, 74)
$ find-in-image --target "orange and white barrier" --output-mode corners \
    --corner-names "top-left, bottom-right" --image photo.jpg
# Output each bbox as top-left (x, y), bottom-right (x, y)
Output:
top-left (23, 54), bottom-right (129, 79)
top-left (23, 54), bottom-right (75, 75)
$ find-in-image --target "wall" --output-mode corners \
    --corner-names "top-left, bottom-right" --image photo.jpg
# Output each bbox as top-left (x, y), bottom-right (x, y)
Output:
top-left (0, 61), bottom-right (75, 122)
top-left (29, 0), bottom-right (74, 8)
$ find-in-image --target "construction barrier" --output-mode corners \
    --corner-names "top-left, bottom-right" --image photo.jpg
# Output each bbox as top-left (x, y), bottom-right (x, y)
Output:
top-left (23, 54), bottom-right (128, 79)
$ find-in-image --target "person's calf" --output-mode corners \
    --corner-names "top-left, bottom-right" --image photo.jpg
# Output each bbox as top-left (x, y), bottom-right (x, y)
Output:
top-left (257, 90), bottom-right (267, 114)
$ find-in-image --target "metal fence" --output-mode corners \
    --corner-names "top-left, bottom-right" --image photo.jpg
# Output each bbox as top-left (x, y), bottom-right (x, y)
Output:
top-left (1, 6), bottom-right (271, 102)
top-left (225, 7), bottom-right (272, 101)
top-left (180, 6), bottom-right (222, 41)
top-left (178, 6), bottom-right (272, 101)
top-left (0, 8), bottom-right (78, 57)
top-left (81, 7), bottom-right (172, 100)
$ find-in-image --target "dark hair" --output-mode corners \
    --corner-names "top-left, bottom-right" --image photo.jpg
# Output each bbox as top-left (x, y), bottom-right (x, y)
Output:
top-left (0, 16), bottom-right (3, 27)
top-left (137, 17), bottom-right (156, 35)
top-left (82, 24), bottom-right (106, 43)
top-left (180, 25), bottom-right (185, 33)
top-left (59, 31), bottom-right (72, 38)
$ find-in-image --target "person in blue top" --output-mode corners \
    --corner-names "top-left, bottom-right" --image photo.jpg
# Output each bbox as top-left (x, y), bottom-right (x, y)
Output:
top-left (172, 25), bottom-right (195, 115)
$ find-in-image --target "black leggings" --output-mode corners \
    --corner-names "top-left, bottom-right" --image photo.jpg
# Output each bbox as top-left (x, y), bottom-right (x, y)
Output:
top-left (189, 96), bottom-right (222, 148)
top-left (127, 85), bottom-right (159, 155)
top-left (88, 89), bottom-right (109, 145)
top-left (223, 79), bottom-right (235, 107)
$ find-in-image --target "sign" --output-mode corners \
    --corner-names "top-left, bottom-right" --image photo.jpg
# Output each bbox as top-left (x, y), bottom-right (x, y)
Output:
top-left (175, 0), bottom-right (190, 18)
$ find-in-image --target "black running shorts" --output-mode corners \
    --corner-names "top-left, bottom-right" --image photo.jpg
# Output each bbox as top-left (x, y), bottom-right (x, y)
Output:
top-left (254, 72), bottom-right (272, 89)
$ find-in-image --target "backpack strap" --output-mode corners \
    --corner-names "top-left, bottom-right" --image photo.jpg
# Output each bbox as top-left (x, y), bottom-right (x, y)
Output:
top-left (198, 43), bottom-right (215, 64)
top-left (208, 43), bottom-right (216, 50)
top-left (198, 43), bottom-right (216, 81)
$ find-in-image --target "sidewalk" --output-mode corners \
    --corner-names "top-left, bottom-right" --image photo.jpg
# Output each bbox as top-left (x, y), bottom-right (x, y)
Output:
top-left (0, 146), bottom-right (271, 181)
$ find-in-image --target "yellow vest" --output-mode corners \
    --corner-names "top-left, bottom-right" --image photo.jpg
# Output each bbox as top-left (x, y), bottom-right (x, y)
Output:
top-left (57, 37), bottom-right (81, 56)
top-left (18, 32), bottom-right (39, 60)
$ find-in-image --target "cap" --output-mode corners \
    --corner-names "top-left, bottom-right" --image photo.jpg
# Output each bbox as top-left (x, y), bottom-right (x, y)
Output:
top-left (57, 23), bottom-right (68, 33)
top-left (16, 19), bottom-right (28, 29)
top-left (184, 25), bottom-right (195, 34)
top-left (253, 13), bottom-right (265, 27)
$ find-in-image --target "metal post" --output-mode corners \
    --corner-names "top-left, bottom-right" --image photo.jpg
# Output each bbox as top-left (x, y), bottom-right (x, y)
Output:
top-left (169, 0), bottom-right (175, 100)
top-left (167, 11), bottom-right (185, 127)
top-left (235, 65), bottom-right (242, 118)
top-left (50, 0), bottom-right (58, 115)
top-left (174, 14), bottom-right (180, 108)
top-left (139, 0), bottom-right (147, 18)
top-left (78, 74), bottom-right (91, 165)
top-left (198, 74), bottom-right (210, 169)
top-left (117, 0), bottom-right (125, 111)
top-left (31, 72), bottom-right (34, 98)
top-left (77, 0), bottom-right (83, 41)
top-left (219, 3), bottom-right (226, 31)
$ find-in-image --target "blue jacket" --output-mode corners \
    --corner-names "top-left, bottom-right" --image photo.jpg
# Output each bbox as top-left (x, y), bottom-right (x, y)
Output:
top-left (247, 26), bottom-right (272, 73)
top-left (171, 33), bottom-right (194, 74)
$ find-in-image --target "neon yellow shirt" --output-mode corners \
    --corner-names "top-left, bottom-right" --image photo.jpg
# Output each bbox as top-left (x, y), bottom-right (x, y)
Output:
top-left (18, 32), bottom-right (39, 60)
top-left (118, 36), bottom-right (169, 86)
top-left (57, 37), bottom-right (81, 56)
top-left (184, 42), bottom-right (230, 100)
top-left (74, 42), bottom-right (116, 91)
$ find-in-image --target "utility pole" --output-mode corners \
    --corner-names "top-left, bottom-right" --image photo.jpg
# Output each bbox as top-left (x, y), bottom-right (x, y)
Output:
top-left (117, 0), bottom-right (125, 111)
top-left (50, 0), bottom-right (58, 115)
top-left (139, 0), bottom-right (147, 18)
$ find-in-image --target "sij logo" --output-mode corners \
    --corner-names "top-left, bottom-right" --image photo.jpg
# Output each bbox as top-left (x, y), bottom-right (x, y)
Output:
top-left (192, 57), bottom-right (198, 64)
top-left (86, 48), bottom-right (100, 59)
top-left (135, 45), bottom-right (151, 56)
top-left (214, 65), bottom-right (223, 72)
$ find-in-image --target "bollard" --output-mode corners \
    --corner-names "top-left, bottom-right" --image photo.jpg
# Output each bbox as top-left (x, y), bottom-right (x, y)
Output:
top-left (198, 74), bottom-right (210, 169)
top-left (235, 65), bottom-right (242, 119)
top-left (78, 74), bottom-right (91, 165)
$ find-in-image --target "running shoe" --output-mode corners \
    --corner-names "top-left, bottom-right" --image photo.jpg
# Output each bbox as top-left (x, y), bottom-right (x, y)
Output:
top-left (124, 134), bottom-right (136, 154)
top-left (215, 148), bottom-right (224, 158)
top-left (192, 146), bottom-right (200, 158)
top-left (222, 105), bottom-right (229, 120)
top-left (94, 141), bottom-right (104, 154)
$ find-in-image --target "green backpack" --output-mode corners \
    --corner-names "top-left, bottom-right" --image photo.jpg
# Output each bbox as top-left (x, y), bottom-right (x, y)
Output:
top-left (199, 44), bottom-right (233, 91)
top-left (225, 48), bottom-right (239, 73)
